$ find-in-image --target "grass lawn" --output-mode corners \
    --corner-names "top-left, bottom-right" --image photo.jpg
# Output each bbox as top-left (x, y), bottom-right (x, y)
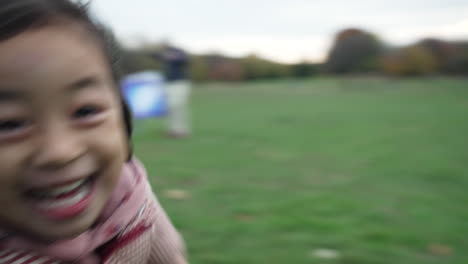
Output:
top-left (132, 77), bottom-right (468, 264)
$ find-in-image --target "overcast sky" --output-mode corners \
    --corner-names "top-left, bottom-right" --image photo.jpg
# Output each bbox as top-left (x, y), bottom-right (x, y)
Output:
top-left (90, 0), bottom-right (468, 63)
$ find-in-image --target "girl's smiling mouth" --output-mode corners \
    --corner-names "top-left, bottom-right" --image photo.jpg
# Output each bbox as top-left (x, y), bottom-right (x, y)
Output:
top-left (24, 172), bottom-right (98, 221)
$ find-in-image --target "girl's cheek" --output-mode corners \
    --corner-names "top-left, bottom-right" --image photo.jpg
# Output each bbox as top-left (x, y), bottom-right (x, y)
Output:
top-left (86, 113), bottom-right (127, 158)
top-left (0, 142), bottom-right (33, 183)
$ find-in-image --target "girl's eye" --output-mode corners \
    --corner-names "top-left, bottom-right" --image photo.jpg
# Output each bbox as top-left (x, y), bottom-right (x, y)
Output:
top-left (0, 119), bottom-right (29, 133)
top-left (73, 105), bottom-right (100, 119)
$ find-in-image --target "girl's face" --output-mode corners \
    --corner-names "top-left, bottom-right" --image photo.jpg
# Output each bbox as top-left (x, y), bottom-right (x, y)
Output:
top-left (0, 23), bottom-right (127, 241)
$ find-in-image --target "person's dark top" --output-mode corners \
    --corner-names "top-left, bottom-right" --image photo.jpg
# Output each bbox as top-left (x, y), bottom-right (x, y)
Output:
top-left (161, 47), bottom-right (189, 82)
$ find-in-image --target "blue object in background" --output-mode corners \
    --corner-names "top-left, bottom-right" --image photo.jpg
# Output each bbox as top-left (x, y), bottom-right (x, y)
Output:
top-left (121, 71), bottom-right (167, 119)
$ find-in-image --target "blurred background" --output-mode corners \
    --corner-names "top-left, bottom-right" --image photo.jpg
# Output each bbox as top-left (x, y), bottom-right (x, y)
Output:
top-left (91, 1), bottom-right (467, 263)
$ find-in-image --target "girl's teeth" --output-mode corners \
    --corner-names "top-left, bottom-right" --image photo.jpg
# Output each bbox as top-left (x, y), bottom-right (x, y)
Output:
top-left (39, 184), bottom-right (90, 210)
top-left (47, 179), bottom-right (86, 196)
top-left (32, 179), bottom-right (87, 198)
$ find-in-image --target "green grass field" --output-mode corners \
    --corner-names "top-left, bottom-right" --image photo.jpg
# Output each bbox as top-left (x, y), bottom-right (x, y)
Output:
top-left (133, 77), bottom-right (468, 264)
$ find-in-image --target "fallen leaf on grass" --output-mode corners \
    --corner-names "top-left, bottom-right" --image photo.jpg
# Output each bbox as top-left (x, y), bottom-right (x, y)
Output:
top-left (427, 243), bottom-right (454, 256)
top-left (234, 213), bottom-right (255, 222)
top-left (309, 248), bottom-right (341, 260)
top-left (163, 189), bottom-right (191, 200)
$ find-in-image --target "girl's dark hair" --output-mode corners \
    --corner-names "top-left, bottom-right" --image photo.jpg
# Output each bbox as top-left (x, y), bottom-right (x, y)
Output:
top-left (0, 0), bottom-right (133, 160)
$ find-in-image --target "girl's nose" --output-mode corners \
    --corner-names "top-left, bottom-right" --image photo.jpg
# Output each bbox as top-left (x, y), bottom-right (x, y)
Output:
top-left (32, 122), bottom-right (85, 169)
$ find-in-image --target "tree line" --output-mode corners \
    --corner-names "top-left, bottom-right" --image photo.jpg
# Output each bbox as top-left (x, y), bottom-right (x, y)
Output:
top-left (118, 28), bottom-right (468, 81)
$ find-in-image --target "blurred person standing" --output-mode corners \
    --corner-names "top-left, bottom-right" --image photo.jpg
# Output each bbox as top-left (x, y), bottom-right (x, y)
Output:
top-left (157, 44), bottom-right (192, 138)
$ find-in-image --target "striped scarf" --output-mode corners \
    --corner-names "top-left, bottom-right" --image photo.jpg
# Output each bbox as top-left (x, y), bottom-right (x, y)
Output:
top-left (0, 159), bottom-right (148, 263)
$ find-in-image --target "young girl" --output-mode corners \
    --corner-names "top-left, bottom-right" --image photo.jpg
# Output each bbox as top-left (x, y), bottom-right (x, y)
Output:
top-left (0, 0), bottom-right (187, 263)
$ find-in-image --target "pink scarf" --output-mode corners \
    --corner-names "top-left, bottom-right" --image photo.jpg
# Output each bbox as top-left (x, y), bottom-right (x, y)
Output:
top-left (0, 159), bottom-right (148, 263)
